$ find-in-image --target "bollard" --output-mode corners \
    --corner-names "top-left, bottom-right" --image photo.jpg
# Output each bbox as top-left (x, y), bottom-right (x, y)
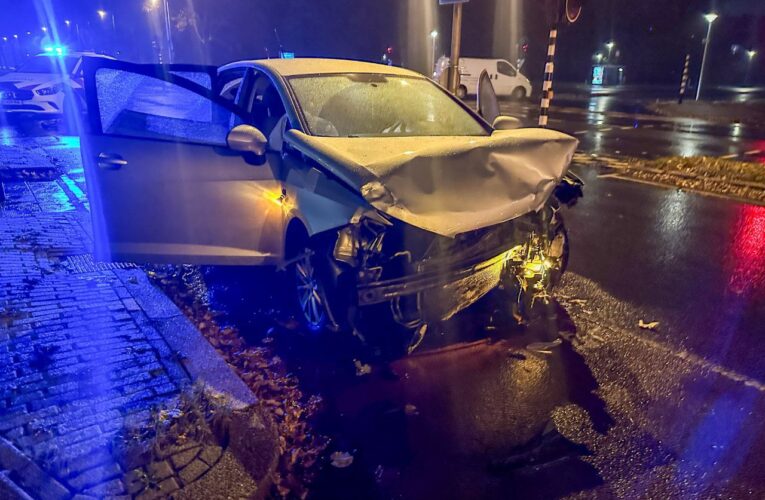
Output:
top-left (678, 54), bottom-right (690, 104)
top-left (538, 23), bottom-right (558, 128)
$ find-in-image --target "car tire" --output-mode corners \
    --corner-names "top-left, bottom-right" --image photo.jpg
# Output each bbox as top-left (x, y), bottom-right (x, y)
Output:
top-left (511, 87), bottom-right (527, 100)
top-left (286, 242), bottom-right (331, 333)
top-left (456, 85), bottom-right (468, 99)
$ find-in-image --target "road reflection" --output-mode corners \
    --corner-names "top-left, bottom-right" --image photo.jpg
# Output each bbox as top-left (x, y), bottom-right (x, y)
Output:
top-left (199, 266), bottom-right (609, 498)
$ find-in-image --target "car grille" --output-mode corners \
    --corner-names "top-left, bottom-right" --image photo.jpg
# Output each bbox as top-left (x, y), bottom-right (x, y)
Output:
top-left (1, 104), bottom-right (44, 111)
top-left (0, 86), bottom-right (34, 100)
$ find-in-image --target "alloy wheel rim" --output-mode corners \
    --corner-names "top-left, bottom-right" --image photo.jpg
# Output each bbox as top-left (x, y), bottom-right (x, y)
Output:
top-left (295, 255), bottom-right (326, 329)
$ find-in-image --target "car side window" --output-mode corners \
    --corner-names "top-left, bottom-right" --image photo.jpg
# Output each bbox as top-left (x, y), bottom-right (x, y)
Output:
top-left (247, 74), bottom-right (288, 137)
top-left (497, 61), bottom-right (516, 77)
top-left (94, 68), bottom-right (236, 146)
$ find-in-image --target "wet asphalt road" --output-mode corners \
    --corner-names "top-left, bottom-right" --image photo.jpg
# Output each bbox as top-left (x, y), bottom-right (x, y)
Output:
top-left (5, 84), bottom-right (765, 498)
top-left (499, 83), bottom-right (765, 163)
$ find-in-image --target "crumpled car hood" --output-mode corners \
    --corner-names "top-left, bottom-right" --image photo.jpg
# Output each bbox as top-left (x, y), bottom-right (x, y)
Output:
top-left (284, 128), bottom-right (578, 237)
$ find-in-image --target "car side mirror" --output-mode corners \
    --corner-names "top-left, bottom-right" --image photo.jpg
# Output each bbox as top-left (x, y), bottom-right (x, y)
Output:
top-left (492, 115), bottom-right (522, 131)
top-left (227, 125), bottom-right (268, 156)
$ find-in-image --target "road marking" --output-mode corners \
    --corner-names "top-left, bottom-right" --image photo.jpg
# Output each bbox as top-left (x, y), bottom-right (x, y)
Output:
top-left (720, 153), bottom-right (739, 159)
top-left (578, 315), bottom-right (765, 393)
top-left (600, 127), bottom-right (613, 132)
top-left (744, 149), bottom-right (762, 156)
top-left (597, 172), bottom-right (624, 179)
top-left (620, 125), bottom-right (634, 130)
top-left (573, 130), bottom-right (588, 135)
top-left (643, 124), bottom-right (654, 128)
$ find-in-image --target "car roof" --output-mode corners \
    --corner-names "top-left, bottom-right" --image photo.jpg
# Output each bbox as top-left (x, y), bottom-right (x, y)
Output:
top-left (221, 58), bottom-right (422, 78)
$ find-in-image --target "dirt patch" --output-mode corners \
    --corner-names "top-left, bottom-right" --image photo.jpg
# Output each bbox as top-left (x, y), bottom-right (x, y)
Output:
top-left (610, 156), bottom-right (765, 204)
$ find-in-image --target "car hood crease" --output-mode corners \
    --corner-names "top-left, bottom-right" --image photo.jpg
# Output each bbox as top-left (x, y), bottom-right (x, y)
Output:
top-left (285, 128), bottom-right (578, 237)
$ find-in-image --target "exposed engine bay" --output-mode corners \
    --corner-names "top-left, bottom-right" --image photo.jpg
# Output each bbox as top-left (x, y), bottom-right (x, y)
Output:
top-left (327, 187), bottom-right (576, 331)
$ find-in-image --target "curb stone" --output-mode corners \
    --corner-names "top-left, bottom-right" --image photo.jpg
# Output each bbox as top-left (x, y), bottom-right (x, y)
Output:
top-left (0, 436), bottom-right (69, 500)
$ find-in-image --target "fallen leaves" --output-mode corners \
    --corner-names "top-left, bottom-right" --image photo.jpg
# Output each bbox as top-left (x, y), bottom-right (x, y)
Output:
top-left (354, 359), bottom-right (372, 376)
top-left (145, 265), bottom-right (327, 499)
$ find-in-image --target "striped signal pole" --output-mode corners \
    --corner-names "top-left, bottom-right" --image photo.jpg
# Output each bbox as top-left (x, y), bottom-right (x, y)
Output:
top-left (678, 54), bottom-right (690, 104)
top-left (538, 23), bottom-right (558, 127)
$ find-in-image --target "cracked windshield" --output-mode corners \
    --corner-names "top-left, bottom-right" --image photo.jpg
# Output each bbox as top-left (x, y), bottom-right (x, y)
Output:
top-left (1, 1), bottom-right (764, 499)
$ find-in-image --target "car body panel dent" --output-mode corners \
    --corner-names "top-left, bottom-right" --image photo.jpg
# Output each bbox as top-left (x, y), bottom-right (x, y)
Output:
top-left (285, 128), bottom-right (578, 237)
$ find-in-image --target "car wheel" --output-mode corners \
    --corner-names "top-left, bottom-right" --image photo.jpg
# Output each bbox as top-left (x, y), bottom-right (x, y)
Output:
top-left (456, 85), bottom-right (468, 99)
top-left (289, 248), bottom-right (329, 332)
top-left (511, 87), bottom-right (527, 100)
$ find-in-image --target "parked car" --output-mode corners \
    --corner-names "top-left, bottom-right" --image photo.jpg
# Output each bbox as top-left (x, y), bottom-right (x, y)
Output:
top-left (80, 57), bottom-right (580, 357)
top-left (0, 51), bottom-right (113, 118)
top-left (436, 56), bottom-right (532, 100)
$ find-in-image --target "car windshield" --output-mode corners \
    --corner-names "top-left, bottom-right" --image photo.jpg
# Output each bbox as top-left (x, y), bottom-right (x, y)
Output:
top-left (18, 56), bottom-right (78, 74)
top-left (288, 73), bottom-right (489, 137)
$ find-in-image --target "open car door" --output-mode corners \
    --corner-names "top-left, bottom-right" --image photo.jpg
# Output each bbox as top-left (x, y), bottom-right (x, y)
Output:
top-left (81, 58), bottom-right (284, 265)
top-left (476, 69), bottom-right (500, 124)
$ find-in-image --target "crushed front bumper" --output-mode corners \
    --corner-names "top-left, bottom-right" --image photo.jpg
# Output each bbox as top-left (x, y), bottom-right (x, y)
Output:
top-left (357, 245), bottom-right (517, 321)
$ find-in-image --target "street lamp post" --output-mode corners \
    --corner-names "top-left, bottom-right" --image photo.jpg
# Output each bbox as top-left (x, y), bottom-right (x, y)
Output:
top-left (605, 41), bottom-right (615, 62)
top-left (430, 30), bottom-right (438, 78)
top-left (696, 12), bottom-right (718, 101)
top-left (746, 49), bottom-right (757, 86)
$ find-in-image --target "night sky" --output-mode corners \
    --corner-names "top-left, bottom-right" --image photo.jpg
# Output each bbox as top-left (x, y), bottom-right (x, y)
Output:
top-left (1, 0), bottom-right (763, 85)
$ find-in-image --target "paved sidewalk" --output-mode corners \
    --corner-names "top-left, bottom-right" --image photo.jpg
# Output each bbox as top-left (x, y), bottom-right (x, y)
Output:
top-left (0, 131), bottom-right (262, 498)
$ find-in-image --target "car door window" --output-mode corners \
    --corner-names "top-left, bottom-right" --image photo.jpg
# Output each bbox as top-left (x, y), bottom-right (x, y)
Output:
top-left (247, 74), bottom-right (287, 137)
top-left (497, 61), bottom-right (516, 77)
top-left (95, 67), bottom-right (234, 146)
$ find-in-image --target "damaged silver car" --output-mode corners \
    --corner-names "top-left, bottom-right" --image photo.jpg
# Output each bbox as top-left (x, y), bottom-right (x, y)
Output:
top-left (80, 57), bottom-right (581, 356)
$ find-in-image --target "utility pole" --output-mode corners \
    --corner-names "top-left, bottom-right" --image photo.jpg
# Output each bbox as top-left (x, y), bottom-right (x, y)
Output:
top-left (696, 13), bottom-right (718, 101)
top-left (163, 0), bottom-right (175, 63)
top-left (449, 2), bottom-right (463, 94)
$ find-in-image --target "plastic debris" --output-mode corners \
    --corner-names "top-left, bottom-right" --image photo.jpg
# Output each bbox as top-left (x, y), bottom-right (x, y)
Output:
top-left (330, 451), bottom-right (354, 468)
top-left (638, 319), bottom-right (660, 330)
top-left (404, 404), bottom-right (419, 416)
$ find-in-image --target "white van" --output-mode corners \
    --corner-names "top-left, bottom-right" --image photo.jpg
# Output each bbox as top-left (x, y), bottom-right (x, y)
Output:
top-left (436, 57), bottom-right (532, 100)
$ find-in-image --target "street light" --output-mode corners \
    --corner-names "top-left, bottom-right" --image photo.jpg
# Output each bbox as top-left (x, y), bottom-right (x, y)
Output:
top-left (64, 20), bottom-right (71, 27)
top-left (696, 12), bottom-right (718, 100)
top-left (430, 30), bottom-right (438, 78)
top-left (605, 41), bottom-right (615, 61)
top-left (97, 9), bottom-right (107, 20)
top-left (595, 52), bottom-right (603, 63)
top-left (41, 26), bottom-right (47, 33)
top-left (745, 49), bottom-right (757, 85)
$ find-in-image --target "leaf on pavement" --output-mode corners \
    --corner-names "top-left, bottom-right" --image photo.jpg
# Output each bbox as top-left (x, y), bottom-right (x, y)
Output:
top-left (354, 359), bottom-right (372, 376)
top-left (330, 451), bottom-right (354, 468)
top-left (638, 319), bottom-right (659, 330)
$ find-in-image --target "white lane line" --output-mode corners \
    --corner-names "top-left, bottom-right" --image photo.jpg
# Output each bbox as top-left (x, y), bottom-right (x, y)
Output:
top-left (744, 149), bottom-right (762, 156)
top-left (573, 130), bottom-right (589, 135)
top-left (597, 172), bottom-right (624, 179)
top-left (643, 124), bottom-right (655, 128)
top-left (600, 127), bottom-right (613, 132)
top-left (720, 153), bottom-right (739, 159)
top-left (579, 316), bottom-right (765, 393)
top-left (620, 125), bottom-right (634, 130)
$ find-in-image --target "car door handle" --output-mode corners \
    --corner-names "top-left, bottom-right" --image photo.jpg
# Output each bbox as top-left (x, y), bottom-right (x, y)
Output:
top-left (97, 152), bottom-right (127, 170)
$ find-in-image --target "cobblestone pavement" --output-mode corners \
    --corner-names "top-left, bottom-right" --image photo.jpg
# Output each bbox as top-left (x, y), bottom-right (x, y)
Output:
top-left (0, 129), bottom-right (239, 499)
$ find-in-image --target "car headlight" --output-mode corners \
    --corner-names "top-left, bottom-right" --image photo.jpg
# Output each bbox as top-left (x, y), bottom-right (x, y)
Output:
top-left (35, 84), bottom-right (62, 96)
